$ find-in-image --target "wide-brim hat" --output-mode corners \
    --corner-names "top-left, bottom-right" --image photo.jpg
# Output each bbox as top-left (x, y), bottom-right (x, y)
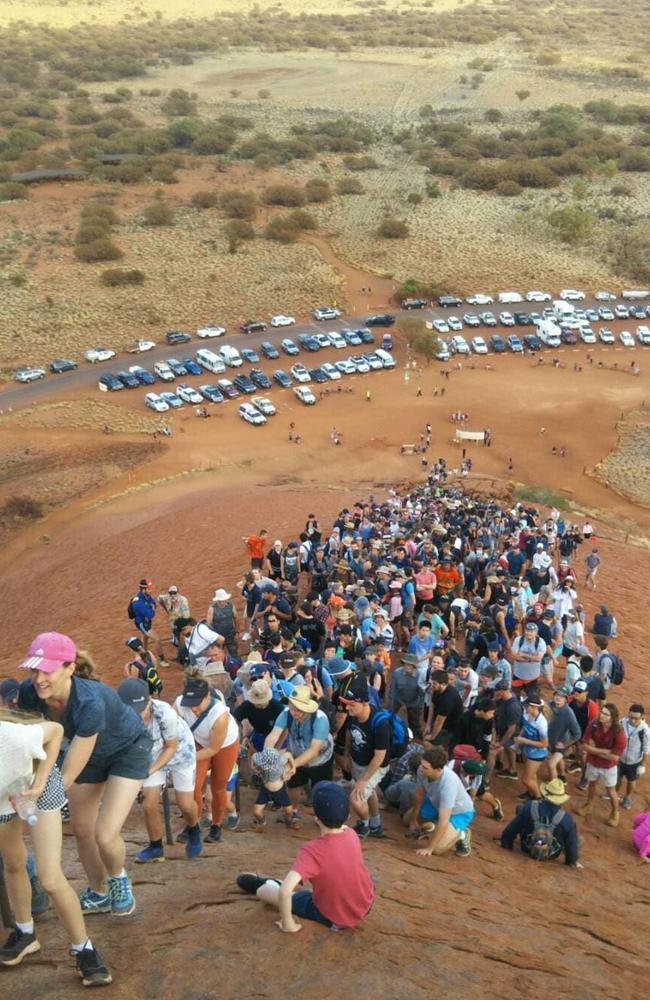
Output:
top-left (213, 588), bottom-right (231, 602)
top-left (540, 779), bottom-right (570, 805)
top-left (247, 679), bottom-right (272, 707)
top-left (288, 685), bottom-right (318, 714)
top-left (336, 607), bottom-right (355, 621)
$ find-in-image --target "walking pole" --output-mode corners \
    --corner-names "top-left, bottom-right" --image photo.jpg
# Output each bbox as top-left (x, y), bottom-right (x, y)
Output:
top-left (162, 785), bottom-right (174, 846)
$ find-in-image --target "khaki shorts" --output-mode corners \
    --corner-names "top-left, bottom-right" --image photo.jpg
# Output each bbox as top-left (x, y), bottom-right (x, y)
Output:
top-left (350, 762), bottom-right (390, 801)
top-left (585, 763), bottom-right (617, 788)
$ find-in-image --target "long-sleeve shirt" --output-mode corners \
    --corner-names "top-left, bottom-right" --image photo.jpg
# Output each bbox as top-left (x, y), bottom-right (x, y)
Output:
top-left (619, 719), bottom-right (650, 765)
top-left (389, 668), bottom-right (422, 709)
top-left (547, 703), bottom-right (582, 749)
top-left (500, 799), bottom-right (579, 865)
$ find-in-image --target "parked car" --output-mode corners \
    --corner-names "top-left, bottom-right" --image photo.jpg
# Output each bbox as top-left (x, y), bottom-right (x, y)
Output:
top-left (309, 367), bottom-right (329, 384)
top-left (15, 367), bottom-right (46, 382)
top-left (594, 291), bottom-right (616, 302)
top-left (273, 369), bottom-right (293, 388)
top-left (159, 391), bottom-right (183, 409)
top-left (349, 355), bottom-right (370, 373)
top-left (329, 331), bottom-right (346, 349)
top-left (85, 347), bottom-right (116, 364)
top-left (199, 384), bottom-right (224, 403)
top-left (99, 372), bottom-right (123, 391)
top-left (598, 327), bottom-right (615, 344)
top-left (447, 316), bottom-right (463, 332)
top-left (290, 363), bottom-right (311, 383)
top-left (526, 290), bottom-right (551, 302)
top-left (619, 330), bottom-right (636, 348)
top-left (299, 334), bottom-right (320, 352)
top-left (636, 325), bottom-right (650, 345)
top-left (499, 312), bottom-right (515, 327)
top-left (579, 327), bottom-right (597, 344)
top-left (125, 340), bottom-right (156, 354)
top-left (233, 373), bottom-right (257, 394)
top-left (50, 358), bottom-right (78, 374)
top-left (249, 368), bottom-right (272, 390)
top-left (463, 313), bottom-right (480, 327)
top-left (490, 334), bottom-right (506, 353)
top-left (507, 334), bottom-right (523, 352)
top-left (281, 338), bottom-right (300, 356)
top-left (341, 328), bottom-right (362, 346)
top-left (614, 305), bottom-right (630, 320)
top-left (438, 295), bottom-right (463, 307)
top-left (560, 329), bottom-right (578, 345)
top-left (294, 386), bottom-right (316, 405)
top-left (523, 333), bottom-right (542, 351)
top-left (560, 289), bottom-right (585, 301)
top-left (154, 361), bottom-right (175, 382)
top-left (239, 402), bottom-right (266, 426)
top-left (335, 358), bottom-right (356, 375)
top-left (240, 320), bottom-right (268, 335)
top-left (166, 358), bottom-right (187, 376)
top-left (479, 311), bottom-right (497, 326)
top-left (240, 347), bottom-right (260, 364)
top-left (197, 326), bottom-right (226, 338)
top-left (432, 319), bottom-right (450, 334)
top-left (270, 314), bottom-right (295, 327)
top-left (365, 314), bottom-right (395, 327)
top-left (129, 365), bottom-right (156, 385)
top-left (363, 352), bottom-right (384, 370)
top-left (401, 298), bottom-right (426, 309)
top-left (313, 306), bottom-right (341, 321)
top-left (498, 291), bottom-right (524, 304)
top-left (449, 335), bottom-right (470, 355)
top-left (584, 309), bottom-right (599, 323)
top-left (217, 379), bottom-right (239, 399)
top-left (320, 362), bottom-right (341, 380)
top-left (176, 383), bottom-right (203, 404)
top-left (116, 370), bottom-right (139, 389)
top-left (465, 293), bottom-right (493, 305)
top-left (598, 307), bottom-right (615, 321)
top-left (629, 306), bottom-right (647, 320)
top-left (471, 336), bottom-right (488, 355)
top-left (435, 341), bottom-right (450, 362)
top-left (260, 342), bottom-right (280, 359)
top-left (251, 396), bottom-right (276, 417)
top-left (513, 312), bottom-right (531, 326)
top-left (375, 349), bottom-right (396, 368)
top-left (314, 333), bottom-right (331, 349)
top-left (166, 330), bottom-right (192, 345)
top-left (181, 357), bottom-right (202, 376)
top-left (356, 328), bottom-right (375, 344)
top-left (145, 392), bottom-right (169, 412)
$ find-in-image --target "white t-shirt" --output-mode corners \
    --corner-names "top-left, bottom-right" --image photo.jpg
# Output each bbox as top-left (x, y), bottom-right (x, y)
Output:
top-left (0, 721), bottom-right (46, 818)
top-left (148, 699), bottom-right (196, 771)
top-left (174, 694), bottom-right (239, 750)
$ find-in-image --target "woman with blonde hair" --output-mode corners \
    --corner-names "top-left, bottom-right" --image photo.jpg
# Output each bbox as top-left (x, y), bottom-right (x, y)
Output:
top-left (0, 707), bottom-right (111, 985)
top-left (18, 632), bottom-right (152, 918)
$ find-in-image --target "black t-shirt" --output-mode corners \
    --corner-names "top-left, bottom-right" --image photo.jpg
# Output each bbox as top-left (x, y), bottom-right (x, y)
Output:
top-left (234, 697), bottom-right (284, 737)
top-left (495, 695), bottom-right (523, 739)
top-left (460, 708), bottom-right (493, 758)
top-left (298, 617), bottom-right (326, 651)
top-left (584, 674), bottom-right (605, 703)
top-left (349, 707), bottom-right (391, 767)
top-left (432, 685), bottom-right (464, 738)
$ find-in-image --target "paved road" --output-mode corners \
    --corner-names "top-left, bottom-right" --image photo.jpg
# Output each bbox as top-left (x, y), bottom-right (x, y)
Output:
top-left (1, 297), bottom-right (646, 411)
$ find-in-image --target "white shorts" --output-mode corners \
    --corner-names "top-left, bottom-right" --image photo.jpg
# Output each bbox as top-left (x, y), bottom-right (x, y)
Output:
top-left (143, 764), bottom-right (196, 794)
top-left (350, 762), bottom-right (390, 801)
top-left (585, 763), bottom-right (617, 788)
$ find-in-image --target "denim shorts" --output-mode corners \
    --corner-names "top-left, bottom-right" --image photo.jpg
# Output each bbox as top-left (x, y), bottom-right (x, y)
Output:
top-left (291, 890), bottom-right (333, 928)
top-left (75, 732), bottom-right (153, 784)
top-left (419, 799), bottom-right (475, 831)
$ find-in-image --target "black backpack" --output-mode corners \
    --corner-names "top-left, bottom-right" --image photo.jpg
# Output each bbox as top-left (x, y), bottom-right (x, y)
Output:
top-left (127, 599), bottom-right (136, 620)
top-left (525, 801), bottom-right (564, 861)
top-left (608, 653), bottom-right (625, 686)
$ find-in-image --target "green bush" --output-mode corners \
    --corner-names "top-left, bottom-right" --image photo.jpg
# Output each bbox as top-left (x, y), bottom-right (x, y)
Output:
top-left (305, 178), bottom-right (331, 203)
top-left (142, 200), bottom-right (175, 226)
top-left (495, 180), bottom-right (522, 197)
top-left (377, 217), bottom-right (409, 239)
top-left (219, 190), bottom-right (256, 220)
top-left (191, 190), bottom-right (218, 208)
top-left (337, 177), bottom-right (364, 194)
top-left (74, 238), bottom-right (123, 262)
top-left (288, 209), bottom-right (317, 231)
top-left (100, 268), bottom-right (145, 286)
top-left (342, 154), bottom-right (378, 171)
top-left (264, 184), bottom-right (306, 207)
top-left (619, 149), bottom-right (650, 172)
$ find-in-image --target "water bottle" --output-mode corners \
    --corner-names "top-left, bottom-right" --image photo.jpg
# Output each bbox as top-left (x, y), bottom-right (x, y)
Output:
top-left (6, 779), bottom-right (38, 826)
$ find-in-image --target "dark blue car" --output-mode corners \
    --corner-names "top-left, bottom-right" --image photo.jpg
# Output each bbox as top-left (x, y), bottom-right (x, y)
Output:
top-left (116, 370), bottom-right (140, 389)
top-left (182, 358), bottom-right (202, 376)
top-left (273, 369), bottom-right (292, 388)
top-left (250, 368), bottom-right (272, 389)
top-left (299, 335), bottom-right (320, 352)
top-left (130, 366), bottom-right (155, 385)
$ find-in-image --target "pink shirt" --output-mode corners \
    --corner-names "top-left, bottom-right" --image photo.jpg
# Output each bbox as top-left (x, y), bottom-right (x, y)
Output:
top-left (414, 570), bottom-right (437, 600)
top-left (292, 827), bottom-right (374, 928)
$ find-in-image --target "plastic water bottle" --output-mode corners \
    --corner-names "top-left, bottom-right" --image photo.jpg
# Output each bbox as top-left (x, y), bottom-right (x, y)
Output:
top-left (6, 780), bottom-right (38, 826)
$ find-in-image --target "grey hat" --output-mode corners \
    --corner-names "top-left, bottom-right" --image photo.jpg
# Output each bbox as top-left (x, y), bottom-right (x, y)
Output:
top-left (327, 656), bottom-right (354, 677)
top-left (401, 653), bottom-right (420, 666)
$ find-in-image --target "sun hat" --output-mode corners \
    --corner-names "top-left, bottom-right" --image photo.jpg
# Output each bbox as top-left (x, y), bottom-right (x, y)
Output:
top-left (169, 585), bottom-right (178, 593)
top-left (213, 588), bottom-right (232, 602)
top-left (327, 657), bottom-right (354, 677)
top-left (288, 685), bottom-right (318, 714)
top-left (117, 678), bottom-right (149, 713)
top-left (312, 781), bottom-right (350, 828)
top-left (248, 662), bottom-right (269, 680)
top-left (540, 778), bottom-right (570, 805)
top-left (525, 694), bottom-right (544, 708)
top-left (19, 632), bottom-right (76, 673)
top-left (336, 607), bottom-right (355, 622)
top-left (572, 679), bottom-right (588, 693)
top-left (247, 679), bottom-right (273, 708)
top-left (554, 685), bottom-right (572, 697)
top-left (401, 653), bottom-right (420, 666)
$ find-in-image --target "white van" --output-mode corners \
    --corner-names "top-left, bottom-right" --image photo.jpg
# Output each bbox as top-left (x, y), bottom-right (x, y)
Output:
top-left (196, 348), bottom-right (226, 374)
top-left (621, 289), bottom-right (649, 300)
top-left (553, 299), bottom-right (574, 322)
top-left (497, 291), bottom-right (524, 304)
top-left (375, 348), bottom-right (396, 369)
top-left (536, 319), bottom-right (562, 347)
top-left (219, 344), bottom-right (243, 368)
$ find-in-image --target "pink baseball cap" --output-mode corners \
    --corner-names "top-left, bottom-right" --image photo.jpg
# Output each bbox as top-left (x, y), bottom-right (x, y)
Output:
top-left (20, 632), bottom-right (76, 673)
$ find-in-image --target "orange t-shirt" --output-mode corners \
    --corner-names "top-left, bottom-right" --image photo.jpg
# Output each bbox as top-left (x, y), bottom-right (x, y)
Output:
top-left (247, 535), bottom-right (267, 559)
top-left (435, 565), bottom-right (461, 593)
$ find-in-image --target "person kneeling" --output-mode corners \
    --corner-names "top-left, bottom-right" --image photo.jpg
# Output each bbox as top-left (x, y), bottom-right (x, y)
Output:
top-left (499, 778), bottom-right (582, 868)
top-left (235, 782), bottom-right (374, 932)
top-left (406, 746), bottom-right (475, 857)
top-left (250, 748), bottom-right (297, 831)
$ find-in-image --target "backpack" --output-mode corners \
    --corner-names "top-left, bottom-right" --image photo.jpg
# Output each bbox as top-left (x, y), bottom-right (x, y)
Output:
top-left (370, 708), bottom-right (408, 761)
top-left (525, 801), bottom-right (565, 861)
top-left (127, 599), bottom-right (136, 620)
top-left (608, 653), bottom-right (625, 686)
top-left (129, 656), bottom-right (163, 696)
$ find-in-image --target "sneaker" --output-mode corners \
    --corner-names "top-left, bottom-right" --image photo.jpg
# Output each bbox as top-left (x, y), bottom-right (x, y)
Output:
top-left (236, 873), bottom-right (279, 895)
top-left (492, 798), bottom-right (504, 821)
top-left (135, 844), bottom-right (165, 864)
top-left (252, 816), bottom-right (266, 832)
top-left (455, 829), bottom-right (472, 857)
top-left (224, 813), bottom-right (240, 831)
top-left (108, 873), bottom-right (136, 917)
top-left (185, 826), bottom-right (203, 860)
top-left (75, 945), bottom-right (113, 986)
top-left (502, 769), bottom-right (519, 780)
top-left (204, 824), bottom-right (222, 843)
top-left (79, 887), bottom-right (112, 915)
top-left (354, 820), bottom-right (370, 840)
top-left (494, 761), bottom-right (506, 774)
top-left (622, 796), bottom-right (633, 810)
top-left (566, 762), bottom-right (582, 774)
top-left (176, 828), bottom-right (190, 843)
top-left (368, 825), bottom-right (387, 838)
top-left (199, 815), bottom-right (212, 829)
top-left (517, 791), bottom-right (530, 800)
top-left (241, 632), bottom-right (251, 642)
top-left (576, 778), bottom-right (588, 792)
top-left (61, 800), bottom-right (71, 823)
top-left (159, 658), bottom-right (170, 668)
top-left (30, 875), bottom-right (50, 916)
top-left (0, 928), bottom-right (40, 966)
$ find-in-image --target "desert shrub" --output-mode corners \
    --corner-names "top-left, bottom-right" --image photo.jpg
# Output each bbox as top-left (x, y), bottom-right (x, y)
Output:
top-left (219, 190), bottom-right (256, 220)
top-left (3, 496), bottom-right (44, 520)
top-left (461, 164), bottom-right (500, 190)
top-left (425, 180), bottom-right (441, 198)
top-left (100, 268), bottom-right (145, 286)
top-left (287, 209), bottom-right (317, 231)
top-left (258, 89), bottom-right (271, 100)
top-left (191, 190), bottom-right (218, 208)
top-left (225, 219), bottom-right (255, 241)
top-left (142, 200), bottom-right (175, 226)
top-left (193, 127), bottom-right (236, 155)
top-left (161, 89), bottom-right (197, 117)
top-left (610, 225), bottom-right (650, 282)
top-left (265, 215), bottom-right (301, 243)
top-left (151, 162), bottom-right (178, 183)
top-left (610, 183), bottom-right (632, 197)
top-left (0, 181), bottom-right (28, 200)
top-left (484, 108), bottom-right (502, 123)
top-left (546, 204), bottom-right (594, 245)
top-left (342, 154), bottom-right (378, 171)
top-left (337, 177), bottom-right (364, 195)
top-left (218, 114), bottom-right (253, 130)
top-left (495, 179), bottom-right (522, 197)
top-left (536, 51), bottom-right (561, 66)
top-left (74, 238), bottom-right (123, 262)
top-left (516, 89), bottom-right (530, 102)
top-left (619, 149), bottom-right (650, 172)
top-left (264, 184), bottom-right (306, 207)
top-left (76, 223), bottom-right (111, 244)
top-left (80, 203), bottom-right (119, 225)
top-left (305, 178), bottom-right (331, 203)
top-left (509, 159), bottom-right (558, 188)
top-left (8, 273), bottom-right (27, 287)
top-left (377, 217), bottom-right (409, 239)
top-left (254, 153), bottom-right (279, 171)
top-left (407, 192), bottom-right (423, 205)
top-left (167, 118), bottom-right (201, 148)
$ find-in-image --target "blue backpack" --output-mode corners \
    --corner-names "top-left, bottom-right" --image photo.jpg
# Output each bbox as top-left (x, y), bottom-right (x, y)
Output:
top-left (370, 709), bottom-right (408, 760)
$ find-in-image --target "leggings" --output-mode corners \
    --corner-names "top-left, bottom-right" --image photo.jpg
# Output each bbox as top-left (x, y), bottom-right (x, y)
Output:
top-left (195, 740), bottom-right (240, 825)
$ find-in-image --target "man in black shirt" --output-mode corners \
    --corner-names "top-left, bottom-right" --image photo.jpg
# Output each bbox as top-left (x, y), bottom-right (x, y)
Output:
top-left (459, 696), bottom-right (495, 759)
top-left (491, 679), bottom-right (522, 779)
top-left (340, 674), bottom-right (391, 839)
top-left (233, 679), bottom-right (284, 752)
top-left (296, 601), bottom-right (326, 658)
top-left (425, 669), bottom-right (464, 749)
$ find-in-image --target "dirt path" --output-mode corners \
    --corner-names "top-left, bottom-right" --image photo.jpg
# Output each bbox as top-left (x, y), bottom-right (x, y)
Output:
top-left (299, 232), bottom-right (397, 313)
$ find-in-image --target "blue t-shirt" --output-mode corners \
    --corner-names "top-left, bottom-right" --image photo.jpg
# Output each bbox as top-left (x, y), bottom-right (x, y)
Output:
top-left (19, 675), bottom-right (145, 763)
top-left (521, 711), bottom-right (548, 760)
top-left (274, 707), bottom-right (332, 764)
top-left (407, 633), bottom-right (435, 661)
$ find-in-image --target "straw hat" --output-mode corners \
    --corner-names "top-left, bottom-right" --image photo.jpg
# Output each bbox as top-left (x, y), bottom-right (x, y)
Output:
top-left (540, 778), bottom-right (570, 805)
top-left (287, 685), bottom-right (318, 714)
top-left (247, 679), bottom-right (272, 708)
top-left (336, 607), bottom-right (355, 622)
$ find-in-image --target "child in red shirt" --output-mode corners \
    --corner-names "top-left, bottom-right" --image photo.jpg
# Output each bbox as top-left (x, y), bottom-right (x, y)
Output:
top-left (236, 782), bottom-right (374, 931)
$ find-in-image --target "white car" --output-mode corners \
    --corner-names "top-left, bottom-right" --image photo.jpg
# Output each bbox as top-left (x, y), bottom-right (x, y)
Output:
top-left (363, 352), bottom-right (383, 370)
top-left (281, 338), bottom-right (300, 356)
top-left (499, 312), bottom-right (515, 327)
top-left (349, 355), bottom-right (370, 373)
top-left (239, 402), bottom-right (266, 425)
top-left (463, 313), bottom-right (480, 327)
top-left (636, 325), bottom-right (650, 345)
top-left (433, 319), bottom-right (450, 334)
top-left (447, 316), bottom-right (463, 332)
top-left (197, 326), bottom-right (226, 338)
top-left (497, 291), bottom-right (524, 304)
top-left (84, 348), bottom-right (116, 364)
top-left (144, 392), bottom-right (169, 412)
top-left (436, 341), bottom-right (450, 361)
top-left (126, 339), bottom-right (156, 353)
top-left (559, 289), bottom-right (586, 301)
top-left (154, 361), bottom-right (175, 382)
top-left (614, 305), bottom-right (630, 320)
top-left (251, 396), bottom-right (276, 416)
top-left (526, 291), bottom-right (552, 302)
top-left (320, 362), bottom-right (341, 381)
top-left (15, 366), bottom-right (46, 382)
top-left (471, 337), bottom-right (488, 355)
top-left (595, 290), bottom-right (616, 301)
top-left (294, 385), bottom-right (316, 405)
top-left (619, 330), bottom-right (636, 348)
top-left (328, 331), bottom-right (347, 349)
top-left (335, 358), bottom-right (356, 375)
top-left (579, 327), bottom-right (596, 344)
top-left (313, 307), bottom-right (341, 321)
top-left (271, 314), bottom-right (295, 327)
top-left (290, 363), bottom-right (311, 383)
top-left (449, 335), bottom-right (470, 355)
top-left (466, 293), bottom-right (493, 305)
top-left (176, 383), bottom-right (203, 404)
top-left (314, 332), bottom-right (331, 348)
top-left (598, 327), bottom-right (615, 344)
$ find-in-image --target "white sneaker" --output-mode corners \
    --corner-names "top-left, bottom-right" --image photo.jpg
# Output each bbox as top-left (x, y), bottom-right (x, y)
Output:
top-left (241, 632), bottom-right (251, 642)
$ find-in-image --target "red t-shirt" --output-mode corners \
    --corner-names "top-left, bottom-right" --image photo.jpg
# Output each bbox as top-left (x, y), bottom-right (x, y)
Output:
top-left (583, 721), bottom-right (627, 769)
top-left (246, 534), bottom-right (267, 559)
top-left (414, 570), bottom-right (437, 601)
top-left (292, 827), bottom-right (374, 928)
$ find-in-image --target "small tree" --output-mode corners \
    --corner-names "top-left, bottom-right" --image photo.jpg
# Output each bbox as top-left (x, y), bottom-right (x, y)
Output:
top-left (219, 190), bottom-right (256, 220)
top-left (413, 331), bottom-right (442, 365)
top-left (142, 200), bottom-right (175, 226)
top-left (264, 184), bottom-right (306, 207)
top-left (74, 238), bottom-right (123, 262)
top-left (305, 178), bottom-right (331, 203)
top-left (546, 204), bottom-right (594, 245)
top-left (377, 217), bottom-right (409, 239)
top-left (225, 219), bottom-right (255, 252)
top-left (396, 315), bottom-right (427, 344)
top-left (265, 215), bottom-right (301, 243)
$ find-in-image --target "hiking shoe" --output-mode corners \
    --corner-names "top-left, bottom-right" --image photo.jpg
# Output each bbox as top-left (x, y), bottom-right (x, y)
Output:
top-left (176, 827), bottom-right (190, 843)
top-left (368, 825), bottom-right (387, 838)
top-left (492, 798), bottom-right (504, 821)
top-left (606, 812), bottom-right (620, 828)
top-left (622, 796), bottom-right (633, 810)
top-left (281, 810), bottom-right (300, 830)
top-left (566, 762), bottom-right (582, 774)
top-left (354, 821), bottom-right (370, 839)
top-left (0, 928), bottom-right (40, 966)
top-left (199, 815), bottom-right (212, 829)
top-left (135, 844), bottom-right (165, 864)
top-left (503, 769), bottom-right (519, 780)
top-left (204, 824), bottom-right (222, 843)
top-left (576, 778), bottom-right (588, 792)
top-left (159, 659), bottom-right (170, 668)
top-left (185, 826), bottom-right (203, 860)
top-left (252, 816), bottom-right (266, 832)
top-left (455, 829), bottom-right (472, 857)
top-left (108, 873), bottom-right (135, 917)
top-left (224, 813), bottom-right (240, 831)
top-left (494, 761), bottom-right (506, 774)
top-left (236, 873), bottom-right (279, 895)
top-left (79, 887), bottom-right (112, 915)
top-left (75, 945), bottom-right (112, 986)
top-left (577, 803), bottom-right (592, 817)
top-left (30, 875), bottom-right (50, 916)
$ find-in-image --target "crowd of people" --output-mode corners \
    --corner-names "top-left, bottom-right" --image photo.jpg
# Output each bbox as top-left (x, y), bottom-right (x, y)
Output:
top-left (1, 479), bottom-right (649, 987)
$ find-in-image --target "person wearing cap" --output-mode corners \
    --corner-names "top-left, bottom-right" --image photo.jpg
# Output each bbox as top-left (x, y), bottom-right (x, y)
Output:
top-left (514, 694), bottom-right (549, 801)
top-left (252, 585), bottom-right (293, 629)
top-left (511, 622), bottom-right (546, 697)
top-left (124, 637), bottom-right (163, 696)
top-left (174, 672), bottom-right (240, 844)
top-left (433, 555), bottom-right (461, 599)
top-left (499, 778), bottom-right (581, 867)
top-left (157, 586), bottom-right (190, 644)
top-left (389, 654), bottom-right (424, 739)
top-left (117, 678), bottom-right (201, 862)
top-left (339, 674), bottom-right (391, 839)
top-left (18, 632), bottom-right (152, 918)
top-left (545, 687), bottom-right (581, 782)
top-left (408, 746), bottom-right (475, 857)
top-left (0, 712), bottom-right (112, 984)
top-left (265, 686), bottom-right (334, 822)
top-left (127, 579), bottom-right (168, 667)
top-left (0, 677), bottom-right (20, 710)
top-left (235, 781), bottom-right (374, 932)
top-left (233, 676), bottom-right (284, 753)
top-left (206, 588), bottom-right (239, 657)
top-left (568, 680), bottom-right (599, 788)
top-left (476, 643), bottom-right (511, 691)
top-left (367, 608), bottom-right (394, 653)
